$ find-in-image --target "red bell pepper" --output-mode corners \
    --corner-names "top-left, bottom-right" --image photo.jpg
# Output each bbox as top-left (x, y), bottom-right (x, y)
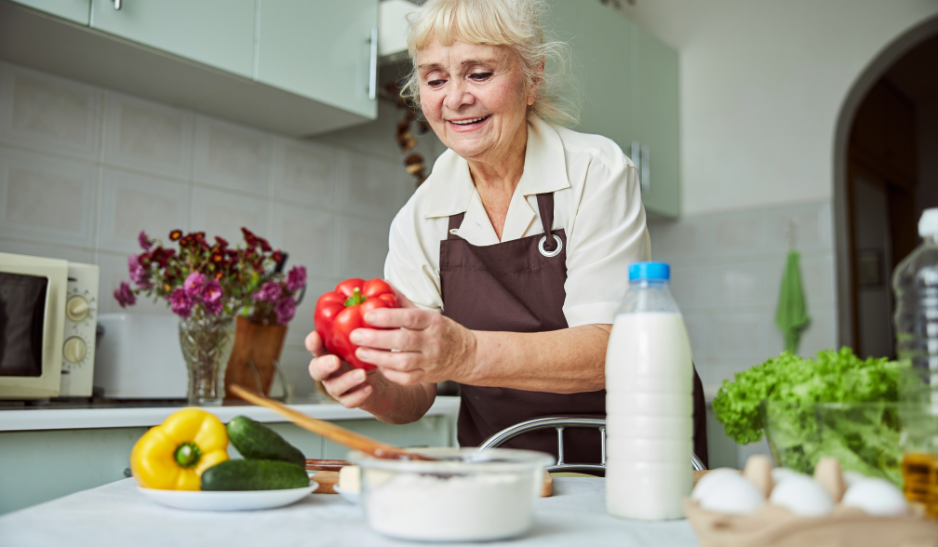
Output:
top-left (314, 278), bottom-right (399, 370)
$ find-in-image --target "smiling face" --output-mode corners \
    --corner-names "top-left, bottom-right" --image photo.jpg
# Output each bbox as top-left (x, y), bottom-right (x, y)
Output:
top-left (416, 38), bottom-right (537, 165)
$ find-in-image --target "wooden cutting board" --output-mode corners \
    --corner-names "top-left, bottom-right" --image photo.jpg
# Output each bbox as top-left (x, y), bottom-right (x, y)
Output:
top-left (310, 469), bottom-right (553, 497)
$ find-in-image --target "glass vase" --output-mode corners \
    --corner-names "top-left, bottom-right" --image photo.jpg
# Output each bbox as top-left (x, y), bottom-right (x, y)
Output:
top-left (178, 314), bottom-right (235, 406)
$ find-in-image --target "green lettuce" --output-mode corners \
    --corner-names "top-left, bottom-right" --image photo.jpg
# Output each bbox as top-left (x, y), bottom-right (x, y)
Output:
top-left (712, 348), bottom-right (906, 484)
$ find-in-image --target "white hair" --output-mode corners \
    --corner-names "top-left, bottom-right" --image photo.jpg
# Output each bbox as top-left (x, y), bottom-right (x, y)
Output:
top-left (401, 0), bottom-right (577, 125)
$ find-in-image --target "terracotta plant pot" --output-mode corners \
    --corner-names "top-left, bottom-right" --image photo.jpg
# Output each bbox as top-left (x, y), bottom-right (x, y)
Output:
top-left (225, 316), bottom-right (287, 398)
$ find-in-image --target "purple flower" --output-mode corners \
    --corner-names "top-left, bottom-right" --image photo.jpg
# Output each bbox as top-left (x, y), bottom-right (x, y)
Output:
top-left (252, 281), bottom-right (282, 302)
top-left (138, 230), bottom-right (152, 251)
top-left (203, 299), bottom-right (224, 316)
top-left (274, 297), bottom-right (296, 324)
top-left (183, 272), bottom-right (205, 298)
top-left (113, 282), bottom-right (136, 308)
top-left (285, 266), bottom-right (307, 292)
top-left (169, 288), bottom-right (193, 318)
top-left (202, 278), bottom-right (223, 304)
top-left (127, 254), bottom-right (148, 285)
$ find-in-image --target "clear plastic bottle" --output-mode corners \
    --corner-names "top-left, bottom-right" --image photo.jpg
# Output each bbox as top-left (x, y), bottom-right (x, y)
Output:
top-left (605, 262), bottom-right (693, 520)
top-left (893, 208), bottom-right (938, 517)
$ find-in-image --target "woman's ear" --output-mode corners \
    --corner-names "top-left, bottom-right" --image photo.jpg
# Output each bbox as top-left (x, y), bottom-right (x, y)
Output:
top-left (527, 59), bottom-right (546, 105)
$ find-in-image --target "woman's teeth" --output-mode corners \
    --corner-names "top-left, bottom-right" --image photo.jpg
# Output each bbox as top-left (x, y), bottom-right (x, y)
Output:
top-left (450, 116), bottom-right (488, 125)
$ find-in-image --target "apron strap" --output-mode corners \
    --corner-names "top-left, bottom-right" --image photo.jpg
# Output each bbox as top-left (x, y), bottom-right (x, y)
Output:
top-left (447, 213), bottom-right (465, 240)
top-left (536, 193), bottom-right (558, 251)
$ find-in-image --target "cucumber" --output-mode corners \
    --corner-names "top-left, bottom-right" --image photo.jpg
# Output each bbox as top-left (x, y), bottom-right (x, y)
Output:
top-left (227, 415), bottom-right (306, 467)
top-left (201, 459), bottom-right (310, 491)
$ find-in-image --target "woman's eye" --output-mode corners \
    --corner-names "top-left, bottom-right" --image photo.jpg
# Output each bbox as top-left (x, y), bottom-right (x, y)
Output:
top-left (470, 72), bottom-right (493, 81)
top-left (427, 79), bottom-right (446, 88)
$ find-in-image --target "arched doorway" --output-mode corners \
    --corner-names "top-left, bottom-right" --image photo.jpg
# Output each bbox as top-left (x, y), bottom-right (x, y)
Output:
top-left (833, 15), bottom-right (938, 355)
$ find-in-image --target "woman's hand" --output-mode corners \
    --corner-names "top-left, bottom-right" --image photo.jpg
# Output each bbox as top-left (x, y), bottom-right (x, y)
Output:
top-left (305, 330), bottom-right (378, 409)
top-left (351, 289), bottom-right (478, 386)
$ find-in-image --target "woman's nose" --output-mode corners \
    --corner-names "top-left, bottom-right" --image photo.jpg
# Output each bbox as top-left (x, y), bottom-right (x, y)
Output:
top-left (443, 81), bottom-right (475, 111)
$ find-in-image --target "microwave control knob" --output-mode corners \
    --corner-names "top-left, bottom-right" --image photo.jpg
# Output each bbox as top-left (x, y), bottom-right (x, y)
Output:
top-left (63, 336), bottom-right (87, 364)
top-left (66, 295), bottom-right (91, 322)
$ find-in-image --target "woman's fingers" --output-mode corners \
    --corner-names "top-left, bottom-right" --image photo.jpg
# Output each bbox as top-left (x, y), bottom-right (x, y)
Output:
top-left (336, 383), bottom-right (373, 408)
top-left (304, 330), bottom-right (326, 357)
top-left (356, 347), bottom-right (420, 371)
top-left (308, 354), bottom-right (342, 382)
top-left (351, 326), bottom-right (419, 351)
top-left (364, 307), bottom-right (433, 330)
top-left (323, 367), bottom-right (368, 398)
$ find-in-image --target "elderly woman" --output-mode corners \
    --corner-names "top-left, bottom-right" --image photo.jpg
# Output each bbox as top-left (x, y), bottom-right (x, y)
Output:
top-left (307, 0), bottom-right (706, 466)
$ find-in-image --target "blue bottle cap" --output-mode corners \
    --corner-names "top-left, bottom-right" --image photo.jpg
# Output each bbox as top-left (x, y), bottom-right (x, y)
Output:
top-left (628, 262), bottom-right (670, 281)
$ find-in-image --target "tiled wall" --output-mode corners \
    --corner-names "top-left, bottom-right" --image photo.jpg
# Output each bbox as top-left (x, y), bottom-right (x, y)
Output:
top-left (0, 60), bottom-right (443, 397)
top-left (648, 200), bottom-right (839, 394)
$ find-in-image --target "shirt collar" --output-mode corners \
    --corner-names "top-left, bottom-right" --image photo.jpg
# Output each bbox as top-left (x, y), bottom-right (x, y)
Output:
top-left (422, 117), bottom-right (570, 219)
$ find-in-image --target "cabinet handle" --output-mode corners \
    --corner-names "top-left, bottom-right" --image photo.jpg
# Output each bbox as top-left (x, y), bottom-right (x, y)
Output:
top-left (368, 26), bottom-right (378, 100)
top-left (113, 0), bottom-right (121, 10)
top-left (640, 144), bottom-right (651, 194)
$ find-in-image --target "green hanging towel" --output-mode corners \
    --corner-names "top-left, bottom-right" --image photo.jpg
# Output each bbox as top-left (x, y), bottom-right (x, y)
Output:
top-left (775, 250), bottom-right (811, 353)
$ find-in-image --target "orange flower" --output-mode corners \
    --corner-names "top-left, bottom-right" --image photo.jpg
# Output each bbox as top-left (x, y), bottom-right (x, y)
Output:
top-left (169, 230), bottom-right (183, 241)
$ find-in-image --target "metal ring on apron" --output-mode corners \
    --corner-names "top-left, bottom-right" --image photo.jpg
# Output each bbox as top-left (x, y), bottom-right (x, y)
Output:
top-left (538, 234), bottom-right (563, 257)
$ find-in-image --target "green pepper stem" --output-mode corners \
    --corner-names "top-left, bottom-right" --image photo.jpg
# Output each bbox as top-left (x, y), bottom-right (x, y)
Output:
top-left (174, 442), bottom-right (202, 468)
top-left (345, 287), bottom-right (367, 307)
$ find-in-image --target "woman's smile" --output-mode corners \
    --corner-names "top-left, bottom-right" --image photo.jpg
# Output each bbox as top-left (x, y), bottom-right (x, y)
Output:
top-left (446, 115), bottom-right (491, 132)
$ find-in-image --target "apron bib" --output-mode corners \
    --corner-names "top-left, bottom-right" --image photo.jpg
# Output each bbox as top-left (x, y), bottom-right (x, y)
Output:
top-left (439, 193), bottom-right (708, 467)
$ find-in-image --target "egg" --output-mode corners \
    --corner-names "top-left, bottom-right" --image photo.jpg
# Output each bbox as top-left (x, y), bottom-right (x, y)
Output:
top-left (769, 475), bottom-right (834, 517)
top-left (743, 455), bottom-right (774, 497)
top-left (692, 468), bottom-right (746, 502)
top-left (841, 478), bottom-right (908, 516)
top-left (694, 470), bottom-right (766, 515)
top-left (813, 457), bottom-right (846, 502)
top-left (842, 470), bottom-right (868, 488)
top-left (770, 467), bottom-right (805, 484)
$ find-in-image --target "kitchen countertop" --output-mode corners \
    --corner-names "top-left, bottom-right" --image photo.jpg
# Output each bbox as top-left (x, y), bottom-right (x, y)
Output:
top-left (0, 396), bottom-right (461, 432)
top-left (0, 477), bottom-right (700, 547)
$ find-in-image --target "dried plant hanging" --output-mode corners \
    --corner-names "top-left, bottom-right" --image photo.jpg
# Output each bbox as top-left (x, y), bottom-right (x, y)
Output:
top-left (387, 82), bottom-right (432, 188)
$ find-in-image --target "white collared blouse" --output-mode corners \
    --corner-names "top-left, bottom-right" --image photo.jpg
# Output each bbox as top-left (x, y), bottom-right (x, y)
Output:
top-left (384, 117), bottom-right (650, 328)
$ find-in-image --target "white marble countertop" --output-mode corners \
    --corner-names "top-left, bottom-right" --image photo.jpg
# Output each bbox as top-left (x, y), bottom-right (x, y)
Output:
top-left (0, 477), bottom-right (700, 547)
top-left (0, 396), bottom-right (460, 432)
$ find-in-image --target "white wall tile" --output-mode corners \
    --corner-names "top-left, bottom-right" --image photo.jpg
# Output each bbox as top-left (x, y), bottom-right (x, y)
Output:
top-left (95, 251), bottom-right (173, 316)
top-left (269, 202), bottom-right (334, 279)
top-left (797, 307), bottom-right (838, 358)
top-left (647, 218), bottom-right (708, 261)
top-left (683, 311), bottom-right (711, 362)
top-left (0, 61), bottom-right (102, 161)
top-left (102, 91), bottom-right (194, 180)
top-left (336, 214), bottom-right (391, 280)
top-left (668, 260), bottom-right (711, 311)
top-left (711, 212), bottom-right (766, 258)
top-left (0, 146), bottom-right (97, 248)
top-left (336, 151), bottom-right (410, 221)
top-left (710, 310), bottom-right (773, 360)
top-left (270, 137), bottom-right (335, 208)
top-left (278, 345), bottom-right (319, 398)
top-left (0, 239), bottom-right (94, 263)
top-left (193, 115), bottom-right (270, 195)
top-left (190, 186), bottom-right (268, 245)
top-left (711, 260), bottom-right (770, 308)
top-left (97, 168), bottom-right (190, 254)
top-left (765, 201), bottom-right (834, 253)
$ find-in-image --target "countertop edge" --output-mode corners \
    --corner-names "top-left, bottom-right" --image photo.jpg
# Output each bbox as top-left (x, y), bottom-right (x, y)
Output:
top-left (0, 396), bottom-right (461, 432)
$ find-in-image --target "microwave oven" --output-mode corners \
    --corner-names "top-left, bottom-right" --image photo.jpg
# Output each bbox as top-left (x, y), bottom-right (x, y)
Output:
top-left (0, 252), bottom-right (100, 399)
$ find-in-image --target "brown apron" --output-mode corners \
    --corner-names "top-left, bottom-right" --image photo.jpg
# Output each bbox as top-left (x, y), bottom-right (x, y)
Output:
top-left (439, 192), bottom-right (709, 468)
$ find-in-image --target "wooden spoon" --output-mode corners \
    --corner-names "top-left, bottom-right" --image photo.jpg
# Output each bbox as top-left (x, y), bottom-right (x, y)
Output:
top-left (229, 384), bottom-right (435, 461)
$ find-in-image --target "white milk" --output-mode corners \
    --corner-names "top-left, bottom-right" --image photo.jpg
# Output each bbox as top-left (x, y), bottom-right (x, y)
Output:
top-left (606, 311), bottom-right (693, 520)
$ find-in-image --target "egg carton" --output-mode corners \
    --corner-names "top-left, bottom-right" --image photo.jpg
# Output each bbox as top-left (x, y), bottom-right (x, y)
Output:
top-left (686, 455), bottom-right (938, 547)
top-left (685, 500), bottom-right (938, 547)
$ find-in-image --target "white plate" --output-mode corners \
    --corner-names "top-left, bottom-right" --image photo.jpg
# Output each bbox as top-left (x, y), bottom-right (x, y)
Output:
top-left (138, 482), bottom-right (318, 511)
top-left (334, 485), bottom-right (360, 505)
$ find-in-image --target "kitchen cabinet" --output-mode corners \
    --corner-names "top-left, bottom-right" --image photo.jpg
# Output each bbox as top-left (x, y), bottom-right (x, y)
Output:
top-left (0, 0), bottom-right (378, 136)
top-left (545, 0), bottom-right (681, 218)
top-left (8, 0), bottom-right (89, 24)
top-left (256, 0), bottom-right (379, 121)
top-left (89, 0), bottom-right (256, 79)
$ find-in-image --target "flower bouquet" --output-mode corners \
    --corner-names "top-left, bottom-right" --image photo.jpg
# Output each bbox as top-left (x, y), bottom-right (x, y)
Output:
top-left (116, 228), bottom-right (306, 404)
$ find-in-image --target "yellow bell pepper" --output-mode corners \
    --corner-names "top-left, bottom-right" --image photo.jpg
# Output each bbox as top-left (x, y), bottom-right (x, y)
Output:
top-left (130, 408), bottom-right (229, 490)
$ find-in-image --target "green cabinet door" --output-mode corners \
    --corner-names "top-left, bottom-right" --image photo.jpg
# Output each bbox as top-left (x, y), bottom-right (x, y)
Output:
top-left (89, 0), bottom-right (255, 79)
top-left (9, 0), bottom-right (90, 24)
top-left (256, 0), bottom-right (378, 120)
top-left (544, 0), bottom-right (633, 153)
top-left (631, 23), bottom-right (680, 218)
